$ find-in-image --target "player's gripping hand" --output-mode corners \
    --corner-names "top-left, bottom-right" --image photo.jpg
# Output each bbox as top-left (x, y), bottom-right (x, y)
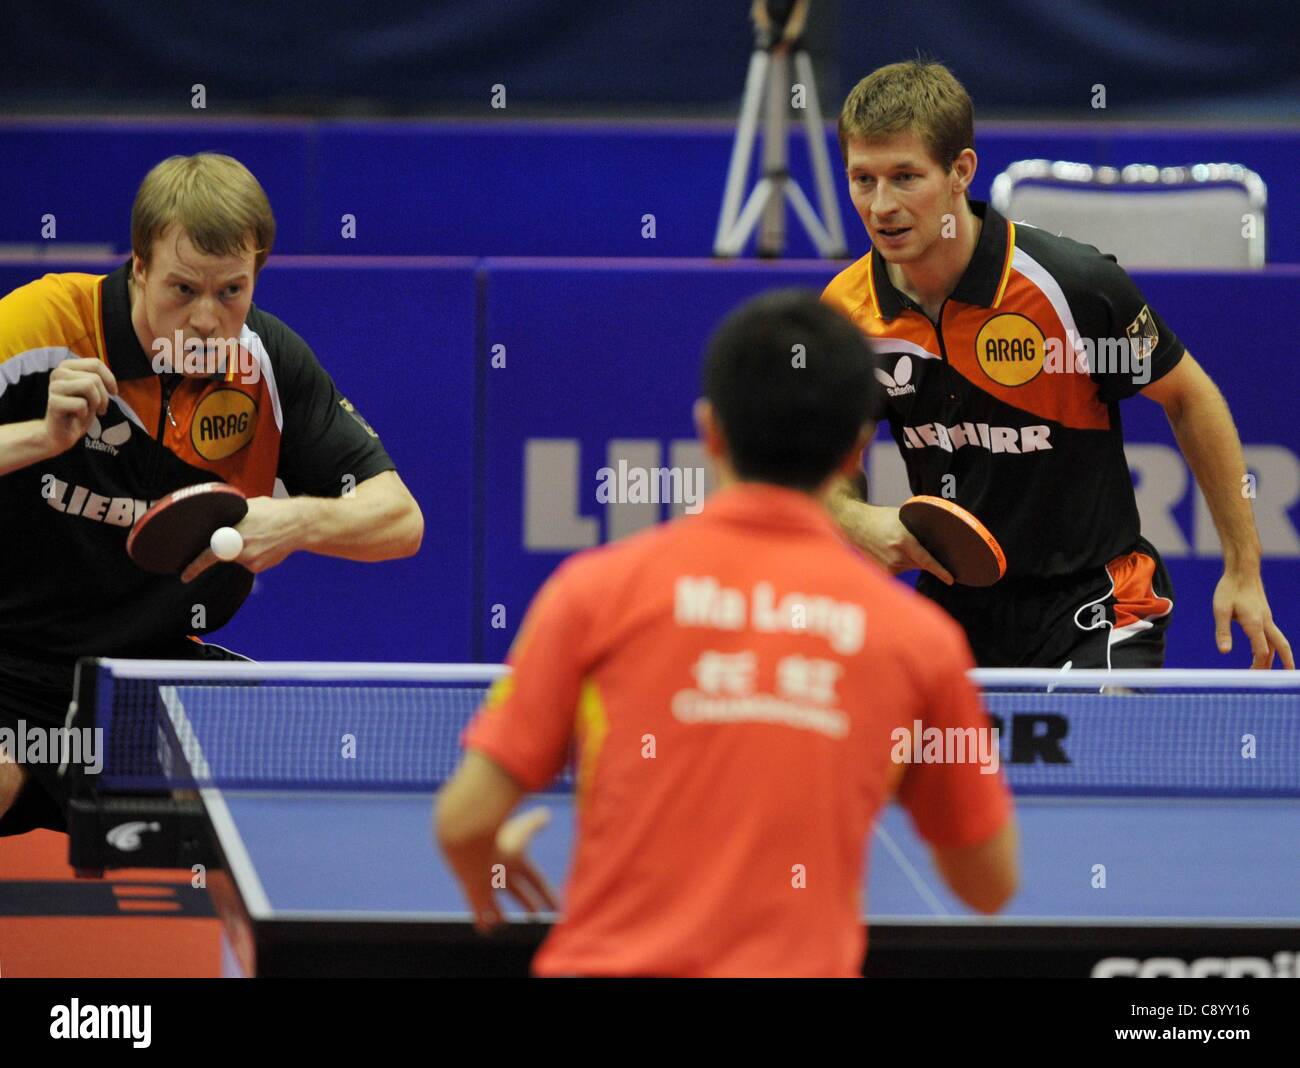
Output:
top-left (181, 496), bottom-right (297, 584)
top-left (43, 358), bottom-right (118, 455)
top-left (840, 501), bottom-right (955, 586)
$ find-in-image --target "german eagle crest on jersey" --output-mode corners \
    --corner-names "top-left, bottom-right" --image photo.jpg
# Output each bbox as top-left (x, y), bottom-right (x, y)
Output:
top-left (1126, 305), bottom-right (1158, 361)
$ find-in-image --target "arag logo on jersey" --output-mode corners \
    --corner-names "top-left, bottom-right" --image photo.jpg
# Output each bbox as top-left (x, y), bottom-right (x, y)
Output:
top-left (976, 313), bottom-right (1046, 387)
top-left (192, 388), bottom-right (257, 461)
top-left (874, 354), bottom-right (917, 398)
top-left (83, 415), bottom-right (131, 456)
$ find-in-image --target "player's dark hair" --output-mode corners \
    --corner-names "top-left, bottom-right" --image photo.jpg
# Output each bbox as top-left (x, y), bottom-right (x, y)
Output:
top-left (703, 290), bottom-right (881, 491)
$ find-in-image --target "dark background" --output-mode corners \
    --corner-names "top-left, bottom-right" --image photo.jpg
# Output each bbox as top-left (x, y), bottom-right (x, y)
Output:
top-left (5, 0), bottom-right (1297, 119)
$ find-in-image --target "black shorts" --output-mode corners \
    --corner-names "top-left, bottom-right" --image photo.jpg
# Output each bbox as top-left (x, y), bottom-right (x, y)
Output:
top-left (0, 638), bottom-right (251, 837)
top-left (916, 535), bottom-right (1175, 670)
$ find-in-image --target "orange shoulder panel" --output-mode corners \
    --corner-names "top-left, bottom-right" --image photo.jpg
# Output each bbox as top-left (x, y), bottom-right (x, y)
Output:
top-left (941, 271), bottom-right (1112, 431)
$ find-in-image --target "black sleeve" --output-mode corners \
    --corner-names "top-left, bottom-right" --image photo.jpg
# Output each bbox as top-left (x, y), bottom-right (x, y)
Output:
top-left (1089, 255), bottom-right (1186, 403)
top-left (0, 364), bottom-right (51, 425)
top-left (263, 316), bottom-right (396, 498)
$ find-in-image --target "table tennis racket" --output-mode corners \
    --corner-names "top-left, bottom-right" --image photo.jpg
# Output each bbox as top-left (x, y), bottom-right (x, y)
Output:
top-left (898, 495), bottom-right (1006, 587)
top-left (127, 482), bottom-right (248, 575)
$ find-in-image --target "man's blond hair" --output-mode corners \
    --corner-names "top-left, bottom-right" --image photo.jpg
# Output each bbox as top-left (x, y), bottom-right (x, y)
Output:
top-left (131, 153), bottom-right (276, 273)
top-left (838, 60), bottom-right (974, 171)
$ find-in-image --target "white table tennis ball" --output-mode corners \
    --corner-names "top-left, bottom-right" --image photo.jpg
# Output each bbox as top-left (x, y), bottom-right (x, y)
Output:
top-left (210, 526), bottom-right (244, 562)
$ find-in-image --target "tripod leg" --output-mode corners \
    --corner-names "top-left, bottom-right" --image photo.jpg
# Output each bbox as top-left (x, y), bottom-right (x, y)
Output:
top-left (794, 50), bottom-right (848, 257)
top-left (784, 180), bottom-right (833, 254)
top-left (758, 50), bottom-right (790, 257)
top-left (714, 50), bottom-right (771, 255)
top-left (720, 178), bottom-right (779, 256)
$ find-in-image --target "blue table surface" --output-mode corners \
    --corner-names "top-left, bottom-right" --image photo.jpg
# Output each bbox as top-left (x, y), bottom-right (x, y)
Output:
top-left (210, 790), bottom-right (1300, 924)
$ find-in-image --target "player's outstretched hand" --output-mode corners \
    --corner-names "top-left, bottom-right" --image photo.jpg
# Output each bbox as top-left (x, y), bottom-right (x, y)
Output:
top-left (842, 501), bottom-right (955, 585)
top-left (453, 806), bottom-right (558, 934)
top-left (43, 358), bottom-right (118, 456)
top-left (1213, 571), bottom-right (1294, 669)
top-left (487, 807), bottom-right (558, 926)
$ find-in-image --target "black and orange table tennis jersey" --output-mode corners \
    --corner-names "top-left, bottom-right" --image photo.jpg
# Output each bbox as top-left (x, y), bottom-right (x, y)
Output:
top-left (823, 201), bottom-right (1180, 668)
top-left (465, 482), bottom-right (1011, 978)
top-left (0, 263), bottom-right (395, 659)
top-left (0, 263), bottom-right (395, 836)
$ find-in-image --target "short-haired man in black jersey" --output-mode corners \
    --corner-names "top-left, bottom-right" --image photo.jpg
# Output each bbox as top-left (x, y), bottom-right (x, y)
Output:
top-left (0, 154), bottom-right (425, 837)
top-left (823, 61), bottom-right (1291, 672)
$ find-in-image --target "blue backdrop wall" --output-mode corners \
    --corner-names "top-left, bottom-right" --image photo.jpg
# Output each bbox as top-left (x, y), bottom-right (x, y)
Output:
top-left (5, 121), bottom-right (1300, 262)
top-left (4, 254), bottom-right (1293, 669)
top-left (3, 107), bottom-right (1297, 669)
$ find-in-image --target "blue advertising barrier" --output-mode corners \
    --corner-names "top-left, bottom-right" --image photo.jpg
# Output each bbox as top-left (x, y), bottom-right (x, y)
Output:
top-left (0, 257), bottom-right (479, 662)
top-left (310, 122), bottom-right (1300, 264)
top-left (1, 256), bottom-right (1295, 668)
top-left (213, 257), bottom-right (479, 661)
top-left (478, 260), bottom-right (1300, 667)
top-left (477, 258), bottom-right (836, 659)
top-left (1101, 268), bottom-right (1300, 667)
top-left (6, 120), bottom-right (1300, 262)
top-left (1, 121), bottom-right (313, 255)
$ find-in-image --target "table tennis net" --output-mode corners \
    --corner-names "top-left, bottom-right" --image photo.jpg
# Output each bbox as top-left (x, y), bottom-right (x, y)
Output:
top-left (80, 661), bottom-right (1300, 797)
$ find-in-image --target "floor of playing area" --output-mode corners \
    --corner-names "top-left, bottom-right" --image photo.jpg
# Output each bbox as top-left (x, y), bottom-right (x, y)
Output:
top-left (5, 799), bottom-right (1296, 976)
top-left (0, 830), bottom-right (220, 977)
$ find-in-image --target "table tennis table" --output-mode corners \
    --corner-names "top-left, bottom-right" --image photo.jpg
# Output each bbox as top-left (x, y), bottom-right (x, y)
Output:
top-left (65, 661), bottom-right (1300, 978)
top-left (206, 790), bottom-right (1299, 978)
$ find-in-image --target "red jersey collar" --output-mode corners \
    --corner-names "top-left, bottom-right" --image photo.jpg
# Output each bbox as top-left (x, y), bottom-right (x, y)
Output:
top-left (701, 481), bottom-right (843, 538)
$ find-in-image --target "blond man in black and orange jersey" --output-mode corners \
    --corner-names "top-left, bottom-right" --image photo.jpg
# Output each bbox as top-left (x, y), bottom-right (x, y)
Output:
top-left (823, 61), bottom-right (1292, 672)
top-left (0, 153), bottom-right (424, 836)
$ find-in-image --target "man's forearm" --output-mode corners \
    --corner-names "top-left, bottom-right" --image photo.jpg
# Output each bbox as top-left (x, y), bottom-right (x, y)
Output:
top-left (287, 473), bottom-right (423, 561)
top-left (826, 475), bottom-right (884, 547)
top-left (0, 420), bottom-right (55, 477)
top-left (1167, 389), bottom-right (1261, 573)
top-left (440, 834), bottom-right (499, 900)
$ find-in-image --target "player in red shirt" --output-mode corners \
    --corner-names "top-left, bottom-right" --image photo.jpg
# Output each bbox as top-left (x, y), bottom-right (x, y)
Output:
top-left (436, 290), bottom-right (1017, 977)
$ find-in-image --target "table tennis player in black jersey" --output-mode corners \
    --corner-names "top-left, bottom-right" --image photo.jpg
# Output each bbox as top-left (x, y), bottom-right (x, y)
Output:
top-left (0, 153), bottom-right (424, 836)
top-left (823, 61), bottom-right (1292, 673)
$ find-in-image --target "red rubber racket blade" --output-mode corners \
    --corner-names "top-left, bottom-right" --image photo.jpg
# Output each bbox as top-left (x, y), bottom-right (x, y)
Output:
top-left (126, 483), bottom-right (249, 575)
top-left (898, 495), bottom-right (1006, 587)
